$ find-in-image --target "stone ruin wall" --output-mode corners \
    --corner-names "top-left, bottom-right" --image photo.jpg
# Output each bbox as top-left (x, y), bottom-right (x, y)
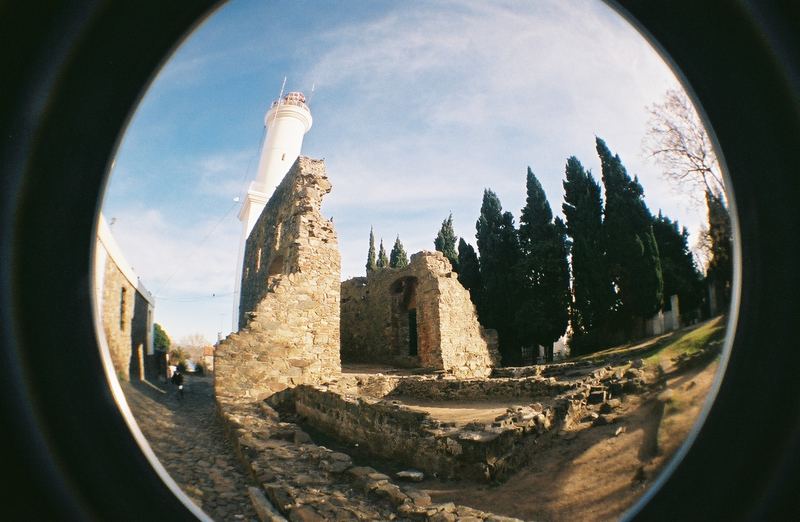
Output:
top-left (341, 251), bottom-right (499, 378)
top-left (215, 157), bottom-right (341, 403)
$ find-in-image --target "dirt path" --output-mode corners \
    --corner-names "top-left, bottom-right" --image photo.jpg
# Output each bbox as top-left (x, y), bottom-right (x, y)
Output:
top-left (121, 375), bottom-right (258, 521)
top-left (414, 359), bottom-right (720, 521)
top-left (401, 399), bottom-right (516, 426)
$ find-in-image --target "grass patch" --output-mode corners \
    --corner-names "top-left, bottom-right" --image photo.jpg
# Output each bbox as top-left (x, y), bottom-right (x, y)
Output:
top-left (643, 317), bottom-right (726, 369)
top-left (569, 316), bottom-right (726, 368)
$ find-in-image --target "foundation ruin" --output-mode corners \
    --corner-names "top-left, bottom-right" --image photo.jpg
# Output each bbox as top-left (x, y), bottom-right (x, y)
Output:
top-left (207, 153), bottom-right (712, 521)
top-left (213, 155), bottom-right (531, 519)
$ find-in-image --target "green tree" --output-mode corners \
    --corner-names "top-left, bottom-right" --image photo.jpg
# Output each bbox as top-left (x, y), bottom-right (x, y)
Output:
top-left (652, 211), bottom-right (704, 322)
top-left (476, 189), bottom-right (522, 365)
top-left (366, 227), bottom-right (377, 274)
top-left (597, 137), bottom-right (663, 335)
top-left (434, 213), bottom-right (459, 271)
top-left (169, 347), bottom-right (189, 370)
top-left (516, 167), bottom-right (571, 362)
top-left (376, 238), bottom-right (389, 269)
top-left (389, 236), bottom-right (409, 268)
top-left (562, 156), bottom-right (614, 353)
top-left (457, 238), bottom-right (481, 306)
top-left (704, 190), bottom-right (733, 312)
top-left (153, 323), bottom-right (171, 353)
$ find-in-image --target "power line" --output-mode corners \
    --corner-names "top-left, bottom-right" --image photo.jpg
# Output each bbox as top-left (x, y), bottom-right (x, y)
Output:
top-left (153, 199), bottom-right (239, 295)
top-left (154, 291), bottom-right (234, 302)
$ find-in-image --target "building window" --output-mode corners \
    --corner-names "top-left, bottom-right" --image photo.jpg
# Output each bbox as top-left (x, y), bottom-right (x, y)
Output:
top-left (119, 287), bottom-right (127, 330)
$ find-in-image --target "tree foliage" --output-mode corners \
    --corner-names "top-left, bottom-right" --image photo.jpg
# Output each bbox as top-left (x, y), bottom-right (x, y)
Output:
top-left (169, 347), bottom-right (189, 367)
top-left (597, 138), bottom-right (663, 329)
top-left (153, 323), bottom-right (171, 352)
top-left (476, 189), bottom-right (522, 365)
top-left (643, 88), bottom-right (724, 201)
top-left (366, 227), bottom-right (377, 274)
top-left (652, 211), bottom-right (704, 321)
top-left (457, 238), bottom-right (481, 307)
top-left (434, 213), bottom-right (459, 271)
top-left (389, 236), bottom-right (409, 268)
top-left (516, 168), bottom-right (570, 362)
top-left (561, 157), bottom-right (614, 353)
top-left (376, 239), bottom-right (389, 269)
top-left (704, 190), bottom-right (733, 309)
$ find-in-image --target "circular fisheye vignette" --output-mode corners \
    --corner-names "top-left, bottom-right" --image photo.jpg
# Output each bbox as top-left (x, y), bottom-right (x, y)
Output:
top-left (606, 1), bottom-right (743, 519)
top-left (92, 1), bottom-right (742, 520)
top-left (89, 5), bottom-right (225, 521)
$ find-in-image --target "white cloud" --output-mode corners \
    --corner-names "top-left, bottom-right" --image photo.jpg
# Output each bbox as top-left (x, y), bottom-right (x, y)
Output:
top-left (106, 204), bottom-right (240, 340)
top-left (195, 149), bottom-right (257, 199)
top-left (297, 0), bottom-right (707, 278)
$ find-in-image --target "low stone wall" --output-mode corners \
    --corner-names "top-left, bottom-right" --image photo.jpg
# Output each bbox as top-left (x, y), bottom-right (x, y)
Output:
top-left (217, 397), bottom-right (523, 521)
top-left (289, 384), bottom-right (556, 482)
top-left (341, 251), bottom-right (499, 378)
top-left (333, 373), bottom-right (575, 401)
top-left (215, 157), bottom-right (341, 403)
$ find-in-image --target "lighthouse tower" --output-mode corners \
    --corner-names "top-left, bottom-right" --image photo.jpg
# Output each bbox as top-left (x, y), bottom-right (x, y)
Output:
top-left (232, 91), bottom-right (313, 329)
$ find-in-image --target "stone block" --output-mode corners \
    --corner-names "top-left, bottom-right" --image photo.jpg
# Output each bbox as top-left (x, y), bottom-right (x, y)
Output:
top-left (248, 486), bottom-right (287, 522)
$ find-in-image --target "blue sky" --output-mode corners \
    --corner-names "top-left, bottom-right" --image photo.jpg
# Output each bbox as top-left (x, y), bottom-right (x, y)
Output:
top-left (102, 0), bottom-right (710, 345)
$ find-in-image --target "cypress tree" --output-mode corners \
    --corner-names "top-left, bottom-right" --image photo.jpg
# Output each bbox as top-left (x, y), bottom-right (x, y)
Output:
top-left (652, 211), bottom-right (704, 322)
top-left (457, 238), bottom-right (481, 306)
top-left (366, 227), bottom-right (377, 274)
top-left (376, 239), bottom-right (389, 269)
top-left (516, 167), bottom-right (570, 362)
top-left (705, 190), bottom-right (733, 311)
top-left (597, 137), bottom-right (663, 336)
top-left (434, 213), bottom-right (459, 271)
top-left (562, 156), bottom-right (613, 353)
top-left (389, 236), bottom-right (409, 268)
top-left (476, 189), bottom-right (522, 365)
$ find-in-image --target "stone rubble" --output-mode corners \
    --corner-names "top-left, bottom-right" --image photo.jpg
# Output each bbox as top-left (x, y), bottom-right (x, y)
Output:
top-left (217, 396), bottom-right (523, 521)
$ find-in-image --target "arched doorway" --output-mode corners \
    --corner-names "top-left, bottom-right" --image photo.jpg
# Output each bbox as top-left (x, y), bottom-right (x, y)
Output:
top-left (389, 277), bottom-right (418, 358)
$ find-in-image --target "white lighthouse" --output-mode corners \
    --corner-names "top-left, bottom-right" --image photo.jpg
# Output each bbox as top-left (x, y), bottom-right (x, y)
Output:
top-left (232, 91), bottom-right (313, 329)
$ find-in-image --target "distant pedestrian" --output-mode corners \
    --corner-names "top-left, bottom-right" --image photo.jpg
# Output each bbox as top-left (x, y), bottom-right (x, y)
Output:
top-left (171, 369), bottom-right (184, 400)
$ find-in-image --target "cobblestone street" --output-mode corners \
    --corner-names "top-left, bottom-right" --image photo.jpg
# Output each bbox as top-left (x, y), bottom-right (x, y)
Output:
top-left (122, 375), bottom-right (258, 521)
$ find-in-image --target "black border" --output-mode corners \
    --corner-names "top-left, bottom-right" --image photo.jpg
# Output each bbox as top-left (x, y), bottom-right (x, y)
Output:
top-left (1, 1), bottom-right (798, 520)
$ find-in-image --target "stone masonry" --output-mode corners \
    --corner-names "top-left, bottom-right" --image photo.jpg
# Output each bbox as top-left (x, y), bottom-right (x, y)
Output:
top-left (341, 251), bottom-right (499, 378)
top-left (96, 214), bottom-right (156, 382)
top-left (100, 255), bottom-right (152, 381)
top-left (215, 157), bottom-right (341, 403)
